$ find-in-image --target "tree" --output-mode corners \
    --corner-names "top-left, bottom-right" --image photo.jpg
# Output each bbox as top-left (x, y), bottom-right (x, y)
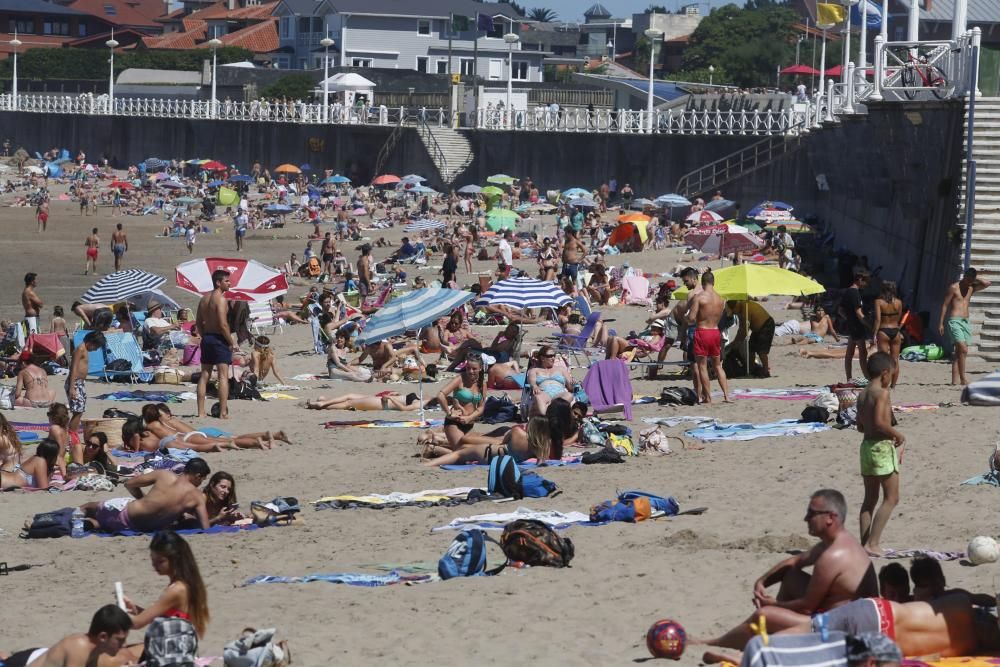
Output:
top-left (0, 46), bottom-right (254, 80)
top-left (498, 0), bottom-right (527, 17)
top-left (646, 4), bottom-right (669, 13)
top-left (259, 74), bottom-right (315, 100)
top-left (528, 7), bottom-right (558, 22)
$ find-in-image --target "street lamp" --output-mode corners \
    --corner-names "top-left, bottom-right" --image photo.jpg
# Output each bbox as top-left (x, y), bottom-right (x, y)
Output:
top-left (708, 64), bottom-right (714, 86)
top-left (10, 33), bottom-right (21, 110)
top-left (606, 39), bottom-right (614, 60)
top-left (106, 30), bottom-right (119, 114)
top-left (816, 22), bottom-right (833, 124)
top-left (207, 37), bottom-right (222, 118)
top-left (644, 28), bottom-right (663, 133)
top-left (503, 31), bottom-right (519, 129)
top-left (320, 34), bottom-right (334, 122)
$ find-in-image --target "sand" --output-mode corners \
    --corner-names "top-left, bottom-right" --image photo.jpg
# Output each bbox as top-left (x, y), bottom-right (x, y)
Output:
top-left (0, 182), bottom-right (996, 666)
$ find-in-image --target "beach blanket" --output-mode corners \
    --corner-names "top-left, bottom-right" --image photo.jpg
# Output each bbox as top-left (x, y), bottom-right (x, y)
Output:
top-left (291, 374), bottom-right (326, 382)
top-left (431, 507), bottom-right (593, 532)
top-left (111, 447), bottom-right (200, 461)
top-left (685, 419), bottom-right (830, 441)
top-left (961, 471), bottom-right (1000, 487)
top-left (10, 421), bottom-right (57, 433)
top-left (313, 487), bottom-right (484, 510)
top-left (440, 455), bottom-right (582, 471)
top-left (893, 403), bottom-right (941, 412)
top-left (642, 416), bottom-right (717, 427)
top-left (81, 523), bottom-right (262, 538)
top-left (259, 383), bottom-right (303, 392)
top-left (324, 419), bottom-right (443, 429)
top-left (730, 388), bottom-right (826, 401)
top-left (880, 548), bottom-right (965, 561)
top-left (95, 390), bottom-right (195, 403)
top-left (243, 570), bottom-right (437, 587)
top-left (259, 392), bottom-right (298, 400)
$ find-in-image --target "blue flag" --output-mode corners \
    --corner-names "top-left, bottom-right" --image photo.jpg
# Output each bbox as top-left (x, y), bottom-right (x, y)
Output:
top-left (477, 13), bottom-right (495, 32)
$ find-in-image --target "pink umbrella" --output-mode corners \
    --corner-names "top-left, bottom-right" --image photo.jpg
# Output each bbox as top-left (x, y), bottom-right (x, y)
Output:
top-left (685, 224), bottom-right (764, 257)
top-left (685, 210), bottom-right (724, 224)
top-left (352, 207), bottom-right (367, 215)
top-left (175, 257), bottom-right (288, 302)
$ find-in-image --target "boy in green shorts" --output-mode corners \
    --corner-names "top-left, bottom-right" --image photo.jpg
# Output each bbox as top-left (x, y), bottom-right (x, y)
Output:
top-left (856, 351), bottom-right (905, 556)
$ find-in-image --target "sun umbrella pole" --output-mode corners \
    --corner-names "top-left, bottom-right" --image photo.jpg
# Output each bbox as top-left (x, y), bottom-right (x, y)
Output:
top-left (745, 300), bottom-right (751, 377)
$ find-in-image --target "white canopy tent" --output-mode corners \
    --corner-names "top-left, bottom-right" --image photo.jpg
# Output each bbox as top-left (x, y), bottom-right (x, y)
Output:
top-left (313, 72), bottom-right (376, 109)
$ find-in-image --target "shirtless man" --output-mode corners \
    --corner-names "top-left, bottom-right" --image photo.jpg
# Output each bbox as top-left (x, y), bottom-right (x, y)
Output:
top-left (36, 199), bottom-right (49, 233)
top-left (357, 244), bottom-right (373, 300)
top-left (22, 272), bottom-right (43, 334)
top-left (2, 605), bottom-right (133, 667)
top-left (700, 489), bottom-right (878, 651)
top-left (687, 271), bottom-right (730, 403)
top-left (84, 227), bottom-right (100, 275)
top-left (776, 305), bottom-right (840, 344)
top-left (196, 269), bottom-right (237, 419)
top-left (70, 302), bottom-right (113, 330)
top-left (938, 267), bottom-right (991, 385)
top-left (110, 223), bottom-right (127, 272)
top-left (80, 457), bottom-right (211, 533)
top-left (14, 352), bottom-right (56, 408)
top-left (561, 228), bottom-right (588, 288)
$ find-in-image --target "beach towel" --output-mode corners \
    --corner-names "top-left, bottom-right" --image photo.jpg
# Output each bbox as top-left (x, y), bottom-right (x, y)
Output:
top-left (582, 359), bottom-right (633, 420)
top-left (961, 471), bottom-right (1000, 487)
top-left (685, 418), bottom-right (830, 441)
top-left (431, 507), bottom-right (593, 532)
top-left (440, 455), bottom-right (582, 471)
top-left (313, 487), bottom-right (484, 510)
top-left (290, 374), bottom-right (326, 381)
top-left (324, 419), bottom-right (443, 429)
top-left (962, 370), bottom-right (1000, 406)
top-left (95, 390), bottom-right (195, 403)
top-left (879, 548), bottom-right (965, 561)
top-left (893, 403), bottom-right (941, 412)
top-left (259, 392), bottom-right (297, 400)
top-left (730, 388), bottom-right (826, 401)
top-left (740, 632), bottom-right (848, 667)
top-left (904, 658), bottom-right (1000, 667)
top-left (243, 570), bottom-right (437, 587)
top-left (642, 416), bottom-right (717, 428)
top-left (80, 523), bottom-right (262, 538)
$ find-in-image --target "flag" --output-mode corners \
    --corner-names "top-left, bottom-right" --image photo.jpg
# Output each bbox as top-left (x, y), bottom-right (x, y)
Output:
top-left (477, 13), bottom-right (495, 32)
top-left (817, 2), bottom-right (846, 25)
top-left (451, 14), bottom-right (470, 32)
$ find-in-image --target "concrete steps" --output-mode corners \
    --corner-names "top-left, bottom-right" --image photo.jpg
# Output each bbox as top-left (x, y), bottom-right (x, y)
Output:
top-left (416, 124), bottom-right (474, 186)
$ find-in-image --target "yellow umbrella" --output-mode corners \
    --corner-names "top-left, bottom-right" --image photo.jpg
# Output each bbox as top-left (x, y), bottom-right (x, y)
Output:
top-left (274, 163), bottom-right (301, 174)
top-left (670, 265), bottom-right (824, 301)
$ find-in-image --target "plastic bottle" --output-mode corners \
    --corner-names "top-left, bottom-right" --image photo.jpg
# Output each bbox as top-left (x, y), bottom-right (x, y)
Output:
top-left (71, 508), bottom-right (85, 538)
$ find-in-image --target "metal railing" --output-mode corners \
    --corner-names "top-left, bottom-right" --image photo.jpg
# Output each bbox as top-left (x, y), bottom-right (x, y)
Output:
top-left (416, 119), bottom-right (450, 183)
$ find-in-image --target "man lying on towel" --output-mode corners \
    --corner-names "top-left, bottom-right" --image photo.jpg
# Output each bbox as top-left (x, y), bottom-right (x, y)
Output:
top-left (700, 489), bottom-right (878, 650)
top-left (0, 604), bottom-right (132, 667)
top-left (79, 459), bottom-right (211, 533)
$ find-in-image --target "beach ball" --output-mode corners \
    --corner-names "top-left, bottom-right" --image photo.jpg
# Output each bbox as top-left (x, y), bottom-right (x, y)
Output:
top-left (968, 536), bottom-right (1000, 565)
top-left (646, 619), bottom-right (687, 660)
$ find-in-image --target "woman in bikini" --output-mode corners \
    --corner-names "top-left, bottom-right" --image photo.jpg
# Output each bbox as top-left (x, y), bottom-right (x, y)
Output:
top-left (421, 416), bottom-right (553, 467)
top-left (605, 319), bottom-right (667, 361)
top-left (46, 403), bottom-right (75, 477)
top-left (122, 531), bottom-right (210, 662)
top-left (526, 345), bottom-right (576, 416)
top-left (426, 356), bottom-right (487, 450)
top-left (156, 403), bottom-right (291, 448)
top-left (140, 404), bottom-right (278, 450)
top-left (13, 352), bottom-right (56, 408)
top-left (873, 281), bottom-right (904, 388)
top-left (538, 238), bottom-right (558, 282)
top-left (463, 228), bottom-right (475, 274)
top-left (303, 391), bottom-right (423, 411)
top-left (247, 335), bottom-right (287, 385)
top-left (1, 438), bottom-right (57, 490)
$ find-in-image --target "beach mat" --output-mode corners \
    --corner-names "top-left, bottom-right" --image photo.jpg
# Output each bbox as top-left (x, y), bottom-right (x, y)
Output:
top-left (685, 419), bottom-right (830, 441)
top-left (313, 487), bottom-right (484, 511)
top-left (324, 419), bottom-right (444, 429)
top-left (243, 571), bottom-right (438, 587)
top-left (80, 523), bottom-right (263, 538)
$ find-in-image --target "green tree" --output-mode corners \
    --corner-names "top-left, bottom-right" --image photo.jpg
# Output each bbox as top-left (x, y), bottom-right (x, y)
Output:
top-left (646, 4), bottom-right (669, 12)
top-left (0, 46), bottom-right (254, 80)
top-left (498, 0), bottom-right (527, 17)
top-left (528, 7), bottom-right (558, 21)
top-left (259, 74), bottom-right (315, 100)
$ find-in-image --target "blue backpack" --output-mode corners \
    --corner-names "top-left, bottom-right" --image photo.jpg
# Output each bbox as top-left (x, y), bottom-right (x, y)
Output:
top-left (438, 529), bottom-right (506, 580)
top-left (589, 490), bottom-right (680, 523)
top-left (487, 454), bottom-right (558, 499)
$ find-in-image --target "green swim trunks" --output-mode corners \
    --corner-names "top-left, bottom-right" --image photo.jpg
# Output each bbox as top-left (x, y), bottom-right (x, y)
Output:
top-left (947, 317), bottom-right (972, 345)
top-left (860, 438), bottom-right (899, 476)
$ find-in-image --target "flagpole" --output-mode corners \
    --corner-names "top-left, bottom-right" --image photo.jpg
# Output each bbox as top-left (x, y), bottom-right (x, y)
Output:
top-left (842, 6), bottom-right (851, 84)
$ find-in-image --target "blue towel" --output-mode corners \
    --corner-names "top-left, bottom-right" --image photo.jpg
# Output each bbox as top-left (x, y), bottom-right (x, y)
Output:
top-left (201, 426), bottom-right (231, 437)
top-left (961, 471), bottom-right (1000, 486)
top-left (685, 418), bottom-right (830, 441)
top-left (243, 571), bottom-right (435, 587)
top-left (80, 524), bottom-right (260, 538)
top-left (441, 457), bottom-right (582, 471)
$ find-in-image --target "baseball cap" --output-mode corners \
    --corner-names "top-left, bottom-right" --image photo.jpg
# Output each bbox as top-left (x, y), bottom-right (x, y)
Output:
top-left (845, 633), bottom-right (902, 664)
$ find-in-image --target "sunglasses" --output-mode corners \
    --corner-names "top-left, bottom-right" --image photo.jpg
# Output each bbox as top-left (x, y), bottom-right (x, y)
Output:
top-left (85, 440), bottom-right (101, 449)
top-left (804, 508), bottom-right (834, 519)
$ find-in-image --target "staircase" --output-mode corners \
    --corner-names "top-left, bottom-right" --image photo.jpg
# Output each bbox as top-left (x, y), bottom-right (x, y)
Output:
top-left (960, 97), bottom-right (1000, 362)
top-left (416, 122), bottom-right (474, 187)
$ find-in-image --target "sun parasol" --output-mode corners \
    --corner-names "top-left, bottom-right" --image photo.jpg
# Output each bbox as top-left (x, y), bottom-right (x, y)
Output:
top-left (670, 265), bottom-right (824, 301)
top-left (372, 174), bottom-right (400, 185)
top-left (684, 223), bottom-right (764, 258)
top-left (617, 212), bottom-right (651, 224)
top-left (274, 163), bottom-right (301, 174)
top-left (457, 184), bottom-right (482, 194)
top-left (481, 185), bottom-right (504, 198)
top-left (766, 220), bottom-right (812, 234)
top-left (609, 221), bottom-right (649, 246)
top-left (228, 174), bottom-right (253, 183)
top-left (686, 210), bottom-right (724, 224)
top-left (404, 219), bottom-right (447, 232)
top-left (81, 269), bottom-right (166, 304)
top-left (562, 187), bottom-right (591, 199)
top-left (486, 174), bottom-right (516, 185)
top-left (201, 161), bottom-right (227, 172)
top-left (109, 181), bottom-right (134, 190)
top-left (655, 193), bottom-right (692, 208)
top-left (175, 257), bottom-right (288, 302)
top-left (485, 209), bottom-right (519, 232)
top-left (325, 175), bottom-right (351, 184)
top-left (476, 276), bottom-right (572, 310)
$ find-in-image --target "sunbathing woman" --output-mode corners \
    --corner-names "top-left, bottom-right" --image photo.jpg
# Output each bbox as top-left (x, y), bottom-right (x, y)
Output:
top-left (304, 391), bottom-right (422, 411)
top-left (122, 531), bottom-right (210, 662)
top-left (13, 352), bottom-right (56, 408)
top-left (605, 319), bottom-right (667, 361)
top-left (526, 345), bottom-right (576, 416)
top-left (140, 405), bottom-right (272, 450)
top-left (422, 416), bottom-right (553, 467)
top-left (0, 438), bottom-right (57, 490)
top-left (426, 355), bottom-right (487, 450)
top-left (152, 404), bottom-right (290, 448)
top-left (247, 335), bottom-right (287, 385)
top-left (328, 330), bottom-right (372, 381)
top-left (487, 360), bottom-right (522, 390)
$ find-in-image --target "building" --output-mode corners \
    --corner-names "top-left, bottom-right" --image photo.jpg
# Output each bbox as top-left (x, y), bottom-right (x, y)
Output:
top-left (270, 0), bottom-right (546, 82)
top-left (141, 1), bottom-right (279, 58)
top-left (0, 0), bottom-right (115, 58)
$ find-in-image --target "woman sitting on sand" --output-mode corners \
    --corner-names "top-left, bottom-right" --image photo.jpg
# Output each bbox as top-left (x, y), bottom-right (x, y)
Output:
top-left (247, 335), bottom-right (287, 385)
top-left (304, 391), bottom-right (423, 411)
top-left (13, 352), bottom-right (56, 408)
top-left (426, 356), bottom-right (487, 450)
top-left (421, 416), bottom-right (554, 467)
top-left (1, 438), bottom-right (57, 490)
top-left (327, 330), bottom-right (372, 382)
top-left (122, 531), bottom-right (210, 661)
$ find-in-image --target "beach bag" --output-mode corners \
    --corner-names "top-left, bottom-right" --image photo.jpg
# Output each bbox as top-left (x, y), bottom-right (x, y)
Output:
top-left (438, 529), bottom-right (505, 580)
top-left (810, 392), bottom-right (839, 414)
top-left (22, 507), bottom-right (75, 539)
top-left (181, 344), bottom-right (201, 366)
top-left (580, 418), bottom-right (606, 446)
top-left (487, 454), bottom-right (557, 499)
top-left (800, 406), bottom-right (830, 423)
top-left (638, 425), bottom-right (673, 454)
top-left (75, 473), bottom-right (115, 492)
top-left (499, 519), bottom-right (574, 568)
top-left (481, 394), bottom-right (518, 424)
top-left (143, 616), bottom-right (198, 667)
top-left (590, 491), bottom-right (678, 523)
top-left (658, 386), bottom-right (697, 406)
top-left (231, 374), bottom-right (262, 401)
top-left (0, 384), bottom-right (13, 410)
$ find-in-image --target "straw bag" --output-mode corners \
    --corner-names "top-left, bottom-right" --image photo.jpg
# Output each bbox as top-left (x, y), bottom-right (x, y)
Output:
top-left (83, 417), bottom-right (127, 448)
top-left (154, 368), bottom-right (183, 385)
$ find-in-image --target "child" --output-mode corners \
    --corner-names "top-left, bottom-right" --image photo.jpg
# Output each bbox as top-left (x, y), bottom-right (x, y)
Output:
top-left (343, 271), bottom-right (358, 293)
top-left (65, 330), bottom-right (105, 436)
top-left (856, 351), bottom-right (905, 556)
top-left (185, 221), bottom-right (197, 254)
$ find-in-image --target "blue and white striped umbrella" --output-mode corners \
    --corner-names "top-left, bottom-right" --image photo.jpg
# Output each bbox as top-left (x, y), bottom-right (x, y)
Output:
top-left (81, 269), bottom-right (166, 304)
top-left (476, 276), bottom-right (572, 310)
top-left (357, 288), bottom-right (474, 344)
top-left (143, 157), bottom-right (167, 172)
top-left (655, 193), bottom-right (692, 208)
top-left (404, 218), bottom-right (446, 232)
top-left (705, 198), bottom-right (736, 212)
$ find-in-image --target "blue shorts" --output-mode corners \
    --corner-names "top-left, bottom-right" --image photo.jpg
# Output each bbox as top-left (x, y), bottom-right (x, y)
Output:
top-left (200, 333), bottom-right (233, 365)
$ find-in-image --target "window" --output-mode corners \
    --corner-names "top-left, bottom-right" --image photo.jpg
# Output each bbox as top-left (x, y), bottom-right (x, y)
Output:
top-left (43, 18), bottom-right (70, 35)
top-left (209, 24), bottom-right (226, 38)
top-left (78, 22), bottom-right (87, 37)
top-left (486, 18), bottom-right (503, 39)
top-left (488, 59), bottom-right (502, 80)
top-left (298, 17), bottom-right (311, 33)
top-left (417, 19), bottom-right (431, 35)
top-left (460, 58), bottom-right (474, 76)
top-left (280, 16), bottom-right (290, 39)
top-left (511, 61), bottom-right (529, 81)
top-left (9, 19), bottom-right (34, 34)
top-left (436, 59), bottom-right (449, 74)
top-left (351, 57), bottom-right (373, 67)
top-left (416, 56), bottom-right (428, 73)
top-left (312, 17), bottom-right (323, 33)
top-left (103, 4), bottom-right (117, 15)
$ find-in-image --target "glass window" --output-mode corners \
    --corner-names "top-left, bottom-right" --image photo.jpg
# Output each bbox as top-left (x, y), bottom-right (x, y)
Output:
top-left (417, 19), bottom-right (431, 35)
top-left (436, 59), bottom-right (449, 74)
top-left (460, 58), bottom-right (474, 76)
top-left (416, 56), bottom-right (428, 73)
top-left (43, 19), bottom-right (70, 35)
top-left (351, 57), bottom-right (373, 67)
top-left (512, 61), bottom-right (529, 80)
top-left (78, 22), bottom-right (87, 37)
top-left (312, 17), bottom-right (323, 33)
top-left (280, 17), bottom-right (290, 38)
top-left (298, 17), bottom-right (311, 33)
top-left (9, 19), bottom-right (34, 34)
top-left (487, 18), bottom-right (503, 39)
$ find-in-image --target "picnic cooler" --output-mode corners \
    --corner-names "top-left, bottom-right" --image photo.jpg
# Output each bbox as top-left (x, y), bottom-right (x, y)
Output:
top-left (83, 417), bottom-right (127, 449)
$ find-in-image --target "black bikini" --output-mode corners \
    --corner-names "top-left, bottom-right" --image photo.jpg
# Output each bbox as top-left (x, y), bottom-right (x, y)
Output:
top-left (878, 302), bottom-right (901, 341)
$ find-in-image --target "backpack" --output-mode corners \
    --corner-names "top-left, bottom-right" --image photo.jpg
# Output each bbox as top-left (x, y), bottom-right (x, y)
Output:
top-left (438, 529), bottom-right (505, 580)
top-left (487, 454), bottom-right (558, 499)
top-left (589, 490), bottom-right (679, 523)
top-left (21, 507), bottom-right (75, 539)
top-left (799, 406), bottom-right (830, 423)
top-left (658, 386), bottom-right (697, 406)
top-left (143, 616), bottom-right (198, 667)
top-left (499, 519), bottom-right (574, 567)
top-left (481, 394), bottom-right (518, 424)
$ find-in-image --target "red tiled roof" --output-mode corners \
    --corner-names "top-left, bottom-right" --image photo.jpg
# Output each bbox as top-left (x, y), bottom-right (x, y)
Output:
top-left (0, 35), bottom-right (76, 57)
top-left (195, 18), bottom-right (278, 53)
top-left (182, 17), bottom-right (208, 32)
top-left (154, 8), bottom-right (186, 22)
top-left (122, 0), bottom-right (169, 21)
top-left (193, 1), bottom-right (278, 21)
top-left (66, 0), bottom-right (161, 28)
top-left (142, 25), bottom-right (206, 49)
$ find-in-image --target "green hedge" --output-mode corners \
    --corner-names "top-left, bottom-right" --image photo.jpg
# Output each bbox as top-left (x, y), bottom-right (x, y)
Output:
top-left (0, 46), bottom-right (254, 80)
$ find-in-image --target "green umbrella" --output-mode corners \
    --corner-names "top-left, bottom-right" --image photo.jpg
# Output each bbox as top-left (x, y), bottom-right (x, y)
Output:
top-left (481, 185), bottom-right (505, 198)
top-left (486, 174), bottom-right (515, 185)
top-left (486, 209), bottom-right (519, 232)
top-left (486, 216), bottom-right (517, 232)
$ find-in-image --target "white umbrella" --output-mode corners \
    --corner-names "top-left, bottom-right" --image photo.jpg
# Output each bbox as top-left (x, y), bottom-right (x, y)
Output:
top-left (476, 276), bottom-right (572, 310)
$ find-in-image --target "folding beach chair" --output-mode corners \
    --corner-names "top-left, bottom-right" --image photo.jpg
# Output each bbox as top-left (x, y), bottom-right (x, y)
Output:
top-left (250, 301), bottom-right (283, 336)
top-left (551, 311), bottom-right (604, 367)
top-left (72, 331), bottom-right (152, 383)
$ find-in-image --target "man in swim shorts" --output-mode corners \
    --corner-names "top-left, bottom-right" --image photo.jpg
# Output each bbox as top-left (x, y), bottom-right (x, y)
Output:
top-left (938, 267), bottom-right (991, 386)
top-left (686, 271), bottom-right (730, 403)
top-left (110, 223), bottom-right (127, 271)
top-left (196, 269), bottom-right (238, 419)
top-left (21, 272), bottom-right (43, 334)
top-left (84, 227), bottom-right (100, 275)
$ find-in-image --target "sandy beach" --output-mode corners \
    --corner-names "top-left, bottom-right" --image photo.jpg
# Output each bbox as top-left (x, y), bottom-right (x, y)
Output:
top-left (0, 183), bottom-right (996, 666)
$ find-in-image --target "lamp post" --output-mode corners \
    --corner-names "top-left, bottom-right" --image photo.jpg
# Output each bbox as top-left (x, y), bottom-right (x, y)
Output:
top-left (644, 28), bottom-right (663, 133)
top-left (607, 40), bottom-right (614, 61)
top-left (708, 64), bottom-right (714, 86)
top-left (10, 33), bottom-right (21, 110)
top-left (106, 30), bottom-right (119, 114)
top-left (503, 31), bottom-right (519, 129)
top-left (207, 37), bottom-right (222, 118)
top-left (816, 23), bottom-right (833, 126)
top-left (320, 34), bottom-right (334, 122)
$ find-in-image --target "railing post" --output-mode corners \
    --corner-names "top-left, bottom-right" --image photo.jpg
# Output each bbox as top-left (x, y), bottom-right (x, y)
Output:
top-left (843, 62), bottom-right (856, 114)
top-left (824, 79), bottom-right (835, 122)
top-left (971, 27), bottom-right (982, 97)
top-left (870, 36), bottom-right (884, 101)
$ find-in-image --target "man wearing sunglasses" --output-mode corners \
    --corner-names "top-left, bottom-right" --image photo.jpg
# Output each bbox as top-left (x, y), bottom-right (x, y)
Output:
top-left (701, 489), bottom-right (878, 650)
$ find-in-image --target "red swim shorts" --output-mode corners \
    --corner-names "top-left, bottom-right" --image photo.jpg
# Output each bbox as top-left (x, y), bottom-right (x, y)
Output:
top-left (692, 328), bottom-right (721, 358)
top-left (86, 247), bottom-right (98, 259)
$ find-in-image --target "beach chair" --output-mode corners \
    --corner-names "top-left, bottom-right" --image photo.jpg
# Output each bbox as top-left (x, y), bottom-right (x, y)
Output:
top-left (621, 274), bottom-right (652, 306)
top-left (573, 295), bottom-right (592, 318)
top-left (250, 301), bottom-right (283, 336)
top-left (72, 331), bottom-right (152, 383)
top-left (361, 282), bottom-right (393, 314)
top-left (551, 311), bottom-right (603, 367)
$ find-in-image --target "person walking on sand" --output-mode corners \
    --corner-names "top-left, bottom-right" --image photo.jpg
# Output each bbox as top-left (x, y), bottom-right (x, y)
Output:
top-left (110, 223), bottom-right (127, 272)
top-left (842, 269), bottom-right (871, 382)
top-left (36, 198), bottom-right (49, 232)
top-left (196, 270), bottom-right (238, 419)
top-left (84, 227), bottom-right (100, 275)
top-left (357, 244), bottom-right (373, 301)
top-left (687, 271), bottom-right (731, 404)
top-left (22, 272), bottom-right (43, 335)
top-left (856, 351), bottom-right (906, 557)
top-left (938, 267), bottom-right (991, 386)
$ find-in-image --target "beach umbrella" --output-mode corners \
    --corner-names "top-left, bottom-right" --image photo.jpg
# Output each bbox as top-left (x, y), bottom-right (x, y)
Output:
top-left (126, 288), bottom-right (181, 313)
top-left (228, 174), bottom-right (253, 183)
top-left (109, 181), bottom-right (134, 190)
top-left (407, 185), bottom-right (437, 194)
top-left (176, 257), bottom-right (288, 302)
top-left (486, 208), bottom-right (519, 227)
top-left (630, 197), bottom-right (657, 210)
top-left (765, 220), bottom-right (812, 234)
top-left (705, 198), bottom-right (736, 213)
top-left (747, 200), bottom-right (794, 218)
top-left (174, 197), bottom-right (199, 205)
top-left (486, 174), bottom-right (516, 185)
top-left (686, 210), bottom-right (724, 224)
top-left (670, 265), bottom-right (824, 301)
top-left (206, 180), bottom-right (225, 188)
top-left (476, 276), bottom-right (572, 310)
top-left (404, 219), bottom-right (446, 232)
top-left (274, 163), bottom-right (301, 174)
top-left (159, 181), bottom-right (184, 190)
top-left (684, 223), bottom-right (764, 258)
top-left (481, 185), bottom-right (504, 198)
top-left (143, 158), bottom-right (167, 172)
top-left (201, 160), bottom-right (227, 172)
top-left (81, 269), bottom-right (166, 304)
top-left (325, 174), bottom-right (351, 184)
top-left (218, 188), bottom-right (239, 206)
top-left (400, 174), bottom-right (426, 183)
top-left (530, 203), bottom-right (558, 212)
top-left (457, 184), bottom-right (481, 194)
top-left (372, 174), bottom-right (400, 185)
top-left (569, 197), bottom-right (597, 208)
top-left (725, 219), bottom-right (762, 233)
top-left (562, 187), bottom-right (590, 199)
top-left (300, 163), bottom-right (312, 171)
top-left (655, 193), bottom-right (692, 208)
top-left (152, 173), bottom-right (171, 181)
top-left (264, 204), bottom-right (293, 213)
top-left (617, 212), bottom-right (651, 224)
top-left (357, 288), bottom-right (475, 345)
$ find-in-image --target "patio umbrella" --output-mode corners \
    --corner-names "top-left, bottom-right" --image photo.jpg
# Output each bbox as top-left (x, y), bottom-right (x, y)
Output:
top-left (686, 210), bottom-right (724, 224)
top-left (325, 174), bottom-right (351, 184)
top-left (562, 187), bottom-right (590, 199)
top-left (655, 193), bottom-right (692, 208)
top-left (780, 64), bottom-right (820, 75)
top-left (143, 158), bottom-right (167, 172)
top-left (630, 197), bottom-right (657, 210)
top-left (404, 219), bottom-right (447, 232)
top-left (206, 180), bottom-right (225, 188)
top-left (684, 223), bottom-right (764, 258)
top-left (264, 204), bottom-right (293, 213)
top-left (274, 163), bottom-right (301, 174)
top-left (765, 220), bottom-right (812, 234)
top-left (747, 200), bottom-right (794, 218)
top-left (109, 181), bottom-right (134, 190)
top-left (617, 212), bottom-right (651, 224)
top-left (176, 257), bottom-right (289, 302)
top-left (705, 198), bottom-right (737, 213)
top-left (228, 174), bottom-right (253, 183)
top-left (671, 265), bottom-right (824, 301)
top-left (457, 184), bottom-right (482, 194)
top-left (357, 288), bottom-right (474, 345)
top-left (569, 197), bottom-right (597, 208)
top-left (476, 276), bottom-right (572, 310)
top-left (372, 174), bottom-right (400, 185)
top-left (481, 185), bottom-right (504, 198)
top-left (159, 181), bottom-right (185, 190)
top-left (400, 174), bottom-right (426, 183)
top-left (81, 269), bottom-right (166, 304)
top-left (725, 219), bottom-right (762, 233)
top-left (486, 174), bottom-right (516, 185)
top-left (201, 161), bottom-right (227, 172)
top-left (486, 209), bottom-right (519, 231)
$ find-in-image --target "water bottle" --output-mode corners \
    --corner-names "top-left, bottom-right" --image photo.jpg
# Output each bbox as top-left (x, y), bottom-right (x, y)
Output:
top-left (71, 508), bottom-right (85, 538)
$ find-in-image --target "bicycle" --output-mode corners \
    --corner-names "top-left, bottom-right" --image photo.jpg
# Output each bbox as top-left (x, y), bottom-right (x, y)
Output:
top-left (900, 52), bottom-right (953, 100)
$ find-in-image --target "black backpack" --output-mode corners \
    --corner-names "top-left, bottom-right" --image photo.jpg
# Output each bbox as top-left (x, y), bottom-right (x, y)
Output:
top-left (500, 519), bottom-right (574, 568)
top-left (481, 394), bottom-right (518, 424)
top-left (22, 507), bottom-right (75, 539)
top-left (143, 616), bottom-right (198, 667)
top-left (658, 386), bottom-right (697, 406)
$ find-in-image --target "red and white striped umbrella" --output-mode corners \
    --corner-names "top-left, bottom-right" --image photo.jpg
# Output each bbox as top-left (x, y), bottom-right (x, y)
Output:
top-left (685, 210), bottom-right (724, 224)
top-left (685, 224), bottom-right (764, 256)
top-left (175, 257), bottom-right (288, 302)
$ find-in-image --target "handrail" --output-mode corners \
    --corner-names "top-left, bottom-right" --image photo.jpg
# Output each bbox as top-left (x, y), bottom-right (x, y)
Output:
top-left (374, 118), bottom-right (406, 178)
top-left (417, 119), bottom-right (449, 184)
